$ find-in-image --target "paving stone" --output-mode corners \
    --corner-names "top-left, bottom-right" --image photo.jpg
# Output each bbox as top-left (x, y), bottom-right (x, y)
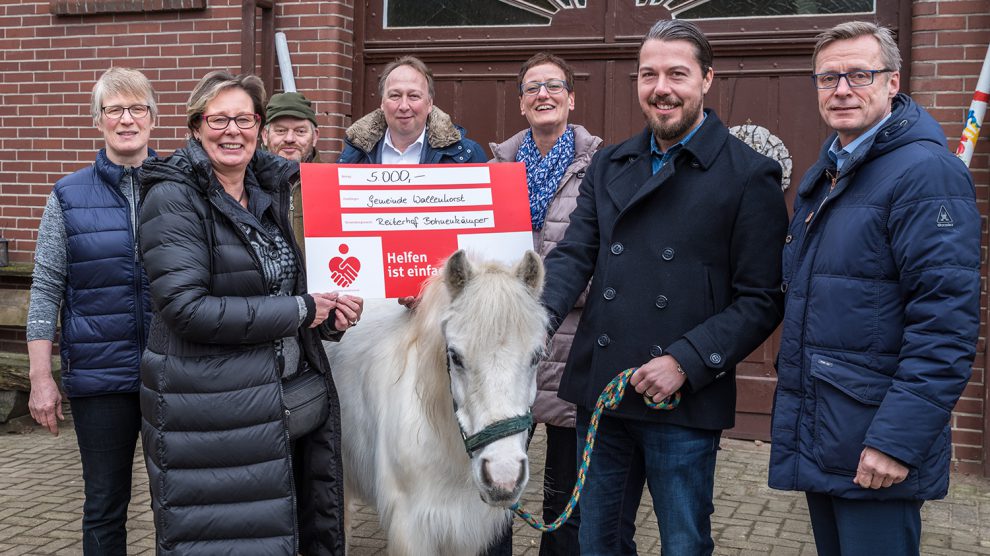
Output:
top-left (769, 545), bottom-right (803, 556)
top-left (2, 417), bottom-right (989, 554)
top-left (34, 537), bottom-right (77, 554)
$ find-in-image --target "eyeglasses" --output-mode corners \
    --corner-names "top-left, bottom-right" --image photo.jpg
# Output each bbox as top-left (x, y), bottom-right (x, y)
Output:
top-left (268, 125), bottom-right (312, 138)
top-left (520, 79), bottom-right (570, 96)
top-left (203, 113), bottom-right (260, 130)
top-left (101, 105), bottom-right (150, 119)
top-left (813, 69), bottom-right (893, 89)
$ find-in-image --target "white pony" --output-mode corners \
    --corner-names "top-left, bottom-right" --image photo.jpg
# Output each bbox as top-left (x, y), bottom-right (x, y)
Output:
top-left (325, 250), bottom-right (548, 555)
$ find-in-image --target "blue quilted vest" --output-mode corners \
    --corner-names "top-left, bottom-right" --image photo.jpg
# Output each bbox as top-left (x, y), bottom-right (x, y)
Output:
top-left (54, 149), bottom-right (153, 397)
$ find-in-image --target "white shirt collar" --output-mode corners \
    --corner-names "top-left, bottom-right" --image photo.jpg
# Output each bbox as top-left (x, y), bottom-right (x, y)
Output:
top-left (382, 127), bottom-right (427, 164)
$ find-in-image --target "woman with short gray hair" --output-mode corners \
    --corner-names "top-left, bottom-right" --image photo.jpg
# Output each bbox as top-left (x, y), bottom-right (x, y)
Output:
top-left (27, 66), bottom-right (157, 554)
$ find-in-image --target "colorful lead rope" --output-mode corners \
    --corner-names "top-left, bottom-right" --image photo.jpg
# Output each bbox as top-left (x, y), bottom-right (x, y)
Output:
top-left (511, 367), bottom-right (681, 532)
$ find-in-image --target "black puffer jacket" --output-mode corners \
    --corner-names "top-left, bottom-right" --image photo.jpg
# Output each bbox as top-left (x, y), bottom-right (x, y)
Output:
top-left (138, 139), bottom-right (345, 555)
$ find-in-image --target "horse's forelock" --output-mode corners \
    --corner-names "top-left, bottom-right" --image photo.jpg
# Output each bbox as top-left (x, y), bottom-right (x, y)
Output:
top-left (460, 263), bottom-right (548, 342)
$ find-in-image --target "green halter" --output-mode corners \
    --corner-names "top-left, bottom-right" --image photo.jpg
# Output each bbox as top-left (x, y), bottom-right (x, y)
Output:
top-left (445, 344), bottom-right (535, 456)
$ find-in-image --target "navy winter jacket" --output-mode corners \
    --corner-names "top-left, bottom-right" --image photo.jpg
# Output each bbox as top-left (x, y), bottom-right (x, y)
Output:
top-left (769, 94), bottom-right (980, 500)
top-left (55, 148), bottom-right (154, 398)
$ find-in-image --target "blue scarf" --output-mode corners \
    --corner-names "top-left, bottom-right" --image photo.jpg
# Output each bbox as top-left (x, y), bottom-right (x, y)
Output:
top-left (516, 128), bottom-right (575, 230)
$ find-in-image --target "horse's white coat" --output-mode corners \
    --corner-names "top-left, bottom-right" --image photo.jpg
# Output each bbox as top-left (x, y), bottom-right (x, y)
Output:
top-left (326, 251), bottom-right (548, 555)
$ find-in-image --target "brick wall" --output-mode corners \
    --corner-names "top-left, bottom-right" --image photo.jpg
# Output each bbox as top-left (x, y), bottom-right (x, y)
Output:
top-left (0, 0), bottom-right (354, 265)
top-left (912, 0), bottom-right (990, 475)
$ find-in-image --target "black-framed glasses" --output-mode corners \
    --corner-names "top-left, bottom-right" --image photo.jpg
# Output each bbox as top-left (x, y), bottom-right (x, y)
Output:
top-left (203, 113), bottom-right (260, 130)
top-left (520, 79), bottom-right (570, 96)
top-left (813, 69), bottom-right (893, 89)
top-left (101, 105), bottom-right (150, 119)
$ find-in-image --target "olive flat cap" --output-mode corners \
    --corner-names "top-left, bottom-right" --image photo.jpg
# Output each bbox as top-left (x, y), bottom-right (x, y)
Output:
top-left (266, 92), bottom-right (317, 126)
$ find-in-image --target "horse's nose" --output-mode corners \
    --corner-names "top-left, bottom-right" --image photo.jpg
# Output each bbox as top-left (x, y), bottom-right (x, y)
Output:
top-left (480, 455), bottom-right (527, 494)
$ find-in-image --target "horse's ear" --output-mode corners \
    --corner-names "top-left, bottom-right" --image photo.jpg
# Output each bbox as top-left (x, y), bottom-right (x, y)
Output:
top-left (515, 250), bottom-right (545, 297)
top-left (444, 250), bottom-right (473, 299)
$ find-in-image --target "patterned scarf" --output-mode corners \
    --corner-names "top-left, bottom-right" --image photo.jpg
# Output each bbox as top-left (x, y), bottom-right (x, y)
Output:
top-left (516, 128), bottom-right (575, 230)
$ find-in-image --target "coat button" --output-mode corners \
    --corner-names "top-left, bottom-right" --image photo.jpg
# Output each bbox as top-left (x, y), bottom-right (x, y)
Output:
top-left (784, 234), bottom-right (793, 244)
top-left (781, 282), bottom-right (788, 293)
top-left (610, 242), bottom-right (624, 255)
top-left (597, 334), bottom-right (610, 347)
top-left (690, 159), bottom-right (700, 168)
top-left (655, 295), bottom-right (668, 309)
top-left (709, 353), bottom-right (722, 365)
top-left (650, 345), bottom-right (663, 357)
top-left (661, 247), bottom-right (675, 261)
top-left (603, 287), bottom-right (616, 300)
top-left (577, 170), bottom-right (585, 179)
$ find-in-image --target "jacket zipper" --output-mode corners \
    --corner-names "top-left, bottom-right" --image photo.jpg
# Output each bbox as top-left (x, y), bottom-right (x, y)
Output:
top-left (278, 164), bottom-right (305, 553)
top-left (208, 184), bottom-right (301, 551)
top-left (790, 167), bottom-right (840, 487)
top-left (125, 168), bottom-right (145, 355)
top-left (278, 377), bottom-right (301, 554)
top-left (803, 168), bottom-right (839, 231)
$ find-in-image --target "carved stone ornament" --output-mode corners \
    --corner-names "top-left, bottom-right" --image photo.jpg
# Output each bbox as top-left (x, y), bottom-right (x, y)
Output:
top-left (729, 123), bottom-right (792, 191)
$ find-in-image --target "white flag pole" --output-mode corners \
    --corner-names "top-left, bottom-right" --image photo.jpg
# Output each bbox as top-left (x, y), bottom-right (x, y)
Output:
top-left (275, 32), bottom-right (297, 93)
top-left (956, 43), bottom-right (990, 167)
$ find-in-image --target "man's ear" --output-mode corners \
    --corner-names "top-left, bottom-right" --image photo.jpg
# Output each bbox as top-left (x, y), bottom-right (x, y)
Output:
top-left (888, 71), bottom-right (901, 98)
top-left (702, 66), bottom-right (714, 95)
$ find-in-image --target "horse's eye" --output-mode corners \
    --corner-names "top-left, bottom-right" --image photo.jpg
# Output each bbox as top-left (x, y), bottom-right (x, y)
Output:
top-left (447, 349), bottom-right (464, 368)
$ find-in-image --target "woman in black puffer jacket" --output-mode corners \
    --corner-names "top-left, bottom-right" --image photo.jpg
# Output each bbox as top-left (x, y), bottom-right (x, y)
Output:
top-left (138, 71), bottom-right (362, 555)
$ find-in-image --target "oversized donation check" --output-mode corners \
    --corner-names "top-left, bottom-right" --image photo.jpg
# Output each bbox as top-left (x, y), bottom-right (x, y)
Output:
top-left (300, 163), bottom-right (533, 298)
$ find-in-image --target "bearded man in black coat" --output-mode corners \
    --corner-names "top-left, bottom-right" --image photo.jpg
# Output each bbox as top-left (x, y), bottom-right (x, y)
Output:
top-left (541, 19), bottom-right (788, 554)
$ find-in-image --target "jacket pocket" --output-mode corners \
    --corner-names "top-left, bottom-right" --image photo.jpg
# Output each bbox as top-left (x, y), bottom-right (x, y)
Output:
top-left (810, 355), bottom-right (892, 476)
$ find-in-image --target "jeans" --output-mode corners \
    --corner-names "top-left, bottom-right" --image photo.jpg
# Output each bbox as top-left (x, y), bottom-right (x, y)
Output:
top-left (576, 407), bottom-right (720, 555)
top-left (538, 424), bottom-right (580, 555)
top-left (805, 492), bottom-right (923, 556)
top-left (71, 392), bottom-right (142, 556)
top-left (495, 422), bottom-right (637, 555)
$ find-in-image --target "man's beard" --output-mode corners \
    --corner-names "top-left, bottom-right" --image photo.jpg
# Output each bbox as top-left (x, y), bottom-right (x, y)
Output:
top-left (646, 93), bottom-right (702, 142)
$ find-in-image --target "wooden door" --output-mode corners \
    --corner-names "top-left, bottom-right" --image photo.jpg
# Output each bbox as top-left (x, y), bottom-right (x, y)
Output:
top-left (352, 0), bottom-right (912, 440)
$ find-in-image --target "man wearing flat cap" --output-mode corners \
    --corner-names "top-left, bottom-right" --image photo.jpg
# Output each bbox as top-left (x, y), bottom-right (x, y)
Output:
top-left (263, 91), bottom-right (321, 252)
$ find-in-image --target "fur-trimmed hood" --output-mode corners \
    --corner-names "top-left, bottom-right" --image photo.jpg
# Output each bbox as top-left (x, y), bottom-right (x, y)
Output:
top-left (344, 106), bottom-right (464, 154)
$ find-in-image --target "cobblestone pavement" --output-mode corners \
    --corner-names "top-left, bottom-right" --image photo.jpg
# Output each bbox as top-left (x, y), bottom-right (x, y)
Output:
top-left (2, 412), bottom-right (989, 555)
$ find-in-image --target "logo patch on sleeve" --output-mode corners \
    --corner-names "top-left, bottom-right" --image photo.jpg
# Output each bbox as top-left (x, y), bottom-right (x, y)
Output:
top-left (936, 205), bottom-right (954, 228)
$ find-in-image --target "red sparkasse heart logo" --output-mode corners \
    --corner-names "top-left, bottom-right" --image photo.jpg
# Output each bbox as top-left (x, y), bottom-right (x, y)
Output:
top-left (328, 243), bottom-right (361, 287)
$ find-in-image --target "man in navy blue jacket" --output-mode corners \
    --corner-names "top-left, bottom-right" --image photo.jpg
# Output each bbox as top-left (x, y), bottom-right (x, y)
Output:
top-left (541, 19), bottom-right (787, 554)
top-left (337, 55), bottom-right (485, 165)
top-left (770, 21), bottom-right (980, 555)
